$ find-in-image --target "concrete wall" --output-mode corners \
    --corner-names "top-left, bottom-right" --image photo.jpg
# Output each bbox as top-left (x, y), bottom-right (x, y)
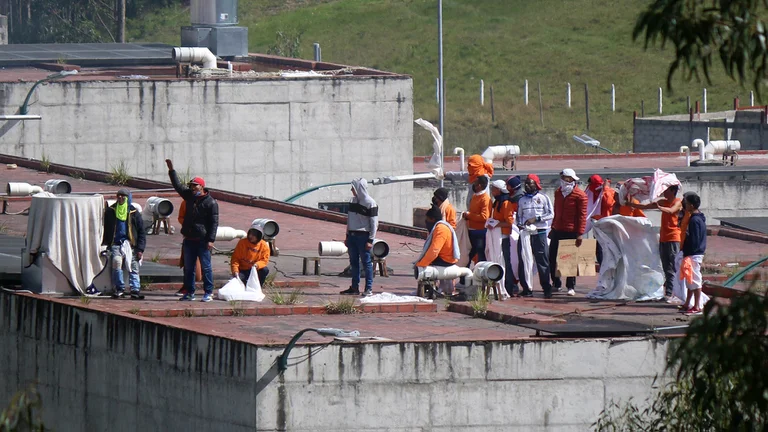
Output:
top-left (633, 116), bottom-right (768, 153)
top-left (0, 77), bottom-right (414, 224)
top-left (413, 178), bottom-right (768, 226)
top-left (0, 292), bottom-right (669, 431)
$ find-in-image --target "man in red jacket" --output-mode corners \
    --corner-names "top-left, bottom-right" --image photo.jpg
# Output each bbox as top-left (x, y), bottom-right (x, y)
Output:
top-left (550, 168), bottom-right (588, 296)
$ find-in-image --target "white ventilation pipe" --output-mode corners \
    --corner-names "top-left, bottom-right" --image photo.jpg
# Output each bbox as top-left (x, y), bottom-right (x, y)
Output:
top-left (43, 179), bottom-right (72, 194)
top-left (106, 199), bottom-right (142, 213)
top-left (691, 139), bottom-right (707, 161)
top-left (481, 145), bottom-right (520, 163)
top-left (251, 218), bottom-right (280, 238)
top-left (145, 197), bottom-right (174, 218)
top-left (371, 239), bottom-right (390, 259)
top-left (679, 146), bottom-right (691, 167)
top-left (708, 140), bottom-right (741, 155)
top-left (319, 241), bottom-right (347, 256)
top-left (215, 227), bottom-right (247, 242)
top-left (472, 261), bottom-right (505, 282)
top-left (7, 182), bottom-right (44, 196)
top-left (415, 265), bottom-right (472, 281)
top-left (369, 173), bottom-right (436, 185)
top-left (172, 47), bottom-right (217, 69)
top-left (453, 147), bottom-right (465, 171)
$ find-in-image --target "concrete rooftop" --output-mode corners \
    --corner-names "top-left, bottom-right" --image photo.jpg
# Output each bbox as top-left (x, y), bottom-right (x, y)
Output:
top-left (1, 160), bottom-right (766, 346)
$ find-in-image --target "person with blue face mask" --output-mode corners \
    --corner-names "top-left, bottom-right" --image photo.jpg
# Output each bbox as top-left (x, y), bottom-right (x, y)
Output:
top-left (166, 159), bottom-right (219, 302)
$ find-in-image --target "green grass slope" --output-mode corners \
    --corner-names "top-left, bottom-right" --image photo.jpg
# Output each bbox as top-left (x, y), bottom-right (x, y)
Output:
top-left (130, 0), bottom-right (756, 155)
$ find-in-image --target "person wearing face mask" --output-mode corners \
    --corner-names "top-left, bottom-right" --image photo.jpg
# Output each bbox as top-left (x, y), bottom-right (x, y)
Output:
top-left (488, 179), bottom-right (518, 296)
top-left (585, 174), bottom-right (615, 265)
top-left (340, 178), bottom-right (379, 297)
top-left (516, 174), bottom-right (554, 298)
top-left (166, 159), bottom-right (219, 302)
top-left (550, 168), bottom-right (588, 297)
top-left (416, 205), bottom-right (460, 296)
top-left (432, 187), bottom-right (456, 228)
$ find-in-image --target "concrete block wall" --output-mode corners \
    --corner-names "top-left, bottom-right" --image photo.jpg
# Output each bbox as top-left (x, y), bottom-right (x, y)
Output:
top-left (0, 77), bottom-right (414, 224)
top-left (634, 118), bottom-right (767, 152)
top-left (0, 292), bottom-right (670, 431)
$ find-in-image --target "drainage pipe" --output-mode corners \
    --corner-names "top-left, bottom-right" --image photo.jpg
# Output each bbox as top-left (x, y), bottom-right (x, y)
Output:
top-left (251, 218), bottom-right (280, 238)
top-left (415, 265), bottom-right (472, 281)
top-left (0, 115), bottom-right (42, 120)
top-left (215, 227), bottom-right (247, 242)
top-left (679, 146), bottom-right (691, 167)
top-left (7, 183), bottom-right (44, 196)
top-left (172, 47), bottom-right (218, 69)
top-left (472, 261), bottom-right (505, 282)
top-left (453, 147), bottom-right (465, 171)
top-left (319, 241), bottom-right (347, 256)
top-left (480, 145), bottom-right (520, 163)
top-left (691, 139), bottom-right (707, 161)
top-left (44, 179), bottom-right (72, 194)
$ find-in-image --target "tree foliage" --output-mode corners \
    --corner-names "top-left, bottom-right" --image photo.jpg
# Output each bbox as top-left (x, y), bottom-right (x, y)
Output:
top-left (0, 0), bottom-right (178, 44)
top-left (0, 384), bottom-right (45, 432)
top-left (593, 291), bottom-right (768, 431)
top-left (634, 0), bottom-right (768, 94)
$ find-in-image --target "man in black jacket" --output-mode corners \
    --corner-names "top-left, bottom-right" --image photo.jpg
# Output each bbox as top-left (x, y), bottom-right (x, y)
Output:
top-left (96, 188), bottom-right (146, 299)
top-left (166, 159), bottom-right (219, 302)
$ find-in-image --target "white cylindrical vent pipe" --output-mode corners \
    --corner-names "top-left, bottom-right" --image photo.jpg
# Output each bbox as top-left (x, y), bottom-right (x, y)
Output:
top-left (679, 146), bottom-right (691, 167)
top-left (251, 218), bottom-right (280, 238)
top-left (371, 239), bottom-right (389, 259)
top-left (172, 47), bottom-right (217, 69)
top-left (691, 139), bottom-right (706, 161)
top-left (7, 182), bottom-right (44, 196)
top-left (473, 261), bottom-right (505, 282)
top-left (415, 265), bottom-right (472, 281)
top-left (146, 196), bottom-right (174, 218)
top-left (43, 179), bottom-right (71, 194)
top-left (708, 140), bottom-right (741, 154)
top-left (480, 145), bottom-right (520, 163)
top-left (453, 147), bottom-right (465, 171)
top-left (319, 241), bottom-right (348, 257)
top-left (215, 227), bottom-right (246, 242)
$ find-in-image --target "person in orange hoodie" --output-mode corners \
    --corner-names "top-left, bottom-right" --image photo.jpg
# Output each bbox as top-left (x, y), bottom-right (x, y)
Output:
top-left (585, 174), bottom-right (615, 265)
top-left (465, 154), bottom-right (494, 207)
top-left (550, 168), bottom-right (588, 296)
top-left (416, 205), bottom-right (460, 296)
top-left (462, 175), bottom-right (491, 265)
top-left (230, 224), bottom-right (271, 285)
top-left (432, 187), bottom-right (456, 228)
top-left (489, 179), bottom-right (518, 296)
top-left (612, 183), bottom-right (646, 217)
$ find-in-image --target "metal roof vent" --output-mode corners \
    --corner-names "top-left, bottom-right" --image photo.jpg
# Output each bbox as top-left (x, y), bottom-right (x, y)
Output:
top-left (182, 0), bottom-right (248, 58)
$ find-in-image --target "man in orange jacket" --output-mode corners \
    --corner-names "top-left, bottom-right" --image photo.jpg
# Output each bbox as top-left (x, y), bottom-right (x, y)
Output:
top-left (432, 187), bottom-right (456, 228)
top-left (417, 205), bottom-right (460, 296)
top-left (462, 175), bottom-right (491, 263)
top-left (231, 224), bottom-right (271, 285)
top-left (550, 168), bottom-right (588, 296)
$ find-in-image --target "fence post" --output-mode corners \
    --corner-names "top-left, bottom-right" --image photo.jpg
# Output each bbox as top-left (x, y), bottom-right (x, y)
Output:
top-left (313, 43), bottom-right (321, 62)
top-left (585, 83), bottom-right (590, 130)
top-left (750, 91), bottom-right (755, 106)
top-left (480, 79), bottom-right (484, 106)
top-left (641, 100), bottom-right (645, 117)
top-left (538, 82), bottom-right (544, 125)
top-left (703, 88), bottom-right (707, 113)
top-left (658, 87), bottom-right (663, 114)
top-left (490, 85), bottom-right (495, 122)
top-left (567, 82), bottom-right (571, 108)
top-left (611, 84), bottom-right (616, 112)
top-left (687, 96), bottom-right (691, 113)
top-left (524, 79), bottom-right (529, 106)
top-left (734, 97), bottom-right (740, 110)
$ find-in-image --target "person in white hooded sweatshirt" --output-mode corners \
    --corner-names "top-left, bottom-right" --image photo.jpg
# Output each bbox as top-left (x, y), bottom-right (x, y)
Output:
top-left (340, 178), bottom-right (379, 296)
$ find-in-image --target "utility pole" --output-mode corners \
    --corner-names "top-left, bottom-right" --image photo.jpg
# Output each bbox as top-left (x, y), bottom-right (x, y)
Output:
top-left (117, 0), bottom-right (126, 42)
top-left (438, 0), bottom-right (445, 185)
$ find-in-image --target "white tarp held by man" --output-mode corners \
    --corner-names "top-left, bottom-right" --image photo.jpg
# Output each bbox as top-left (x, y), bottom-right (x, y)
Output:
top-left (587, 216), bottom-right (665, 301)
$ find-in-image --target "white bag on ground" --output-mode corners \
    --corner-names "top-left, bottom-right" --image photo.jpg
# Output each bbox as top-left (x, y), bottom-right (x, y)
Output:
top-left (455, 218), bottom-right (472, 268)
top-left (672, 252), bottom-right (710, 309)
top-left (216, 272), bottom-right (266, 302)
top-left (518, 225), bottom-right (537, 290)
top-left (587, 216), bottom-right (664, 301)
top-left (508, 225), bottom-right (520, 281)
top-left (485, 225), bottom-right (509, 299)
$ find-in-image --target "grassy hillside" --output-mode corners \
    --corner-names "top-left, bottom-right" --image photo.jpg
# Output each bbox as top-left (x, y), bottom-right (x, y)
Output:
top-left (129, 0), bottom-right (756, 155)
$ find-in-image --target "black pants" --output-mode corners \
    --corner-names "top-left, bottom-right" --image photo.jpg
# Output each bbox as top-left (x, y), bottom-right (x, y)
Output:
top-left (502, 237), bottom-right (519, 295)
top-left (238, 267), bottom-right (270, 285)
top-left (659, 241), bottom-right (680, 296)
top-left (468, 229), bottom-right (487, 263)
top-left (549, 229), bottom-right (579, 290)
top-left (518, 230), bottom-right (552, 295)
top-left (596, 241), bottom-right (603, 266)
top-left (428, 257), bottom-right (456, 267)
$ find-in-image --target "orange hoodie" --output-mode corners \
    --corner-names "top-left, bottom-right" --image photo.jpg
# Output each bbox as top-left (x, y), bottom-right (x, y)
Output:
top-left (416, 223), bottom-right (458, 267)
top-left (491, 200), bottom-right (517, 236)
top-left (465, 193), bottom-right (491, 230)
top-left (619, 198), bottom-right (646, 217)
top-left (230, 238), bottom-right (270, 273)
top-left (441, 201), bottom-right (457, 228)
top-left (467, 155), bottom-right (494, 183)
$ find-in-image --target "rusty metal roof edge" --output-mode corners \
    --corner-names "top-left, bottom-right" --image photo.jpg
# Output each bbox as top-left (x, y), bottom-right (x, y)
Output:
top-left (0, 153), bottom-right (427, 239)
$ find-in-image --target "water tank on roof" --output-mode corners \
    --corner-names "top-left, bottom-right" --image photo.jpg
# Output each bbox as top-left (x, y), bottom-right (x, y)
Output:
top-left (191, 0), bottom-right (238, 26)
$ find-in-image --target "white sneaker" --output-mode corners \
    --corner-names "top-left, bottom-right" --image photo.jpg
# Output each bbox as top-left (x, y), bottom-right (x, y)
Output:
top-left (567, 289), bottom-right (576, 296)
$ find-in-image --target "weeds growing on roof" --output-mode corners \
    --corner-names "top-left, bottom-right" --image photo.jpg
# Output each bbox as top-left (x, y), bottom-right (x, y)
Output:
top-left (108, 161), bottom-right (131, 186)
top-left (325, 297), bottom-right (358, 315)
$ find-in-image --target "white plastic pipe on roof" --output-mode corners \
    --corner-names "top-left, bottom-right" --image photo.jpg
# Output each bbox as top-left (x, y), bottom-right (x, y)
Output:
top-left (172, 47), bottom-right (217, 69)
top-left (481, 145), bottom-right (520, 163)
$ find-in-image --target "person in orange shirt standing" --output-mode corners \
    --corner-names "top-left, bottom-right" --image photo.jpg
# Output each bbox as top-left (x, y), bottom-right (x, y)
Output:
top-left (629, 185), bottom-right (682, 297)
top-left (489, 179), bottom-right (518, 296)
top-left (463, 176), bottom-right (491, 266)
top-left (230, 224), bottom-right (271, 285)
top-left (585, 174), bottom-right (615, 265)
top-left (432, 187), bottom-right (456, 228)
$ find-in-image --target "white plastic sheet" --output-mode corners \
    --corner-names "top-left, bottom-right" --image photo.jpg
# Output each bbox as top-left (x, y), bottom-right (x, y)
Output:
top-left (508, 225), bottom-right (520, 281)
top-left (587, 216), bottom-right (664, 301)
top-left (619, 169), bottom-right (681, 205)
top-left (414, 118), bottom-right (444, 179)
top-left (517, 225), bottom-right (537, 290)
top-left (455, 218), bottom-right (471, 268)
top-left (485, 223), bottom-right (509, 299)
top-left (359, 292), bottom-right (433, 304)
top-left (216, 269), bottom-right (265, 302)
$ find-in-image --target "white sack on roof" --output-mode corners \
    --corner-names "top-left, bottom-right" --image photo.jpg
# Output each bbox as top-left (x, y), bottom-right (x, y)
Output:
top-left (359, 292), bottom-right (433, 304)
top-left (25, 193), bottom-right (105, 294)
top-left (587, 216), bottom-right (665, 301)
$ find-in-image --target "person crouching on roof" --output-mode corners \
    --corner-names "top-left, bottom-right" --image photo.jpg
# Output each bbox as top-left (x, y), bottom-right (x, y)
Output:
top-left (340, 178), bottom-right (379, 297)
top-left (231, 224), bottom-right (271, 286)
top-left (416, 205), bottom-right (460, 296)
top-left (432, 187), bottom-right (456, 228)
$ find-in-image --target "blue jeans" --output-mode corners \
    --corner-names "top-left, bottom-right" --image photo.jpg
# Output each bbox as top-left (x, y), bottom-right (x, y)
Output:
top-left (238, 267), bottom-right (269, 285)
top-left (183, 239), bottom-right (214, 295)
top-left (110, 244), bottom-right (140, 292)
top-left (347, 232), bottom-right (373, 290)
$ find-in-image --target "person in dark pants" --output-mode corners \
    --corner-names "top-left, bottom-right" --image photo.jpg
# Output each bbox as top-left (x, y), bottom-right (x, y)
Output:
top-left (460, 176), bottom-right (491, 285)
top-left (231, 223), bottom-right (271, 286)
top-left (166, 159), bottom-right (219, 303)
top-left (516, 174), bottom-right (554, 298)
top-left (489, 179), bottom-right (518, 296)
top-left (340, 178), bottom-right (379, 297)
top-left (550, 168), bottom-right (588, 296)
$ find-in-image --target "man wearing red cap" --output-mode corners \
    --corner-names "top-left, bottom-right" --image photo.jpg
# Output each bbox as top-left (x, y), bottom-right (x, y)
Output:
top-left (550, 168), bottom-right (588, 296)
top-left (585, 174), bottom-right (615, 265)
top-left (516, 174), bottom-right (554, 298)
top-left (166, 159), bottom-right (219, 302)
